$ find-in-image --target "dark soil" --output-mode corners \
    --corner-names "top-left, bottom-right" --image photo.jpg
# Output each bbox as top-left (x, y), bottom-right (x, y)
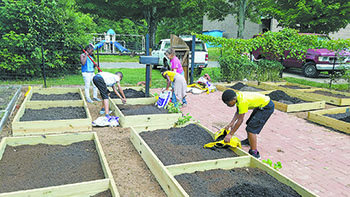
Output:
top-left (139, 124), bottom-right (238, 166)
top-left (311, 90), bottom-right (350, 98)
top-left (110, 88), bottom-right (147, 98)
top-left (30, 93), bottom-right (81, 100)
top-left (117, 104), bottom-right (168, 116)
top-left (20, 107), bottom-right (87, 121)
top-left (0, 86), bottom-right (18, 110)
top-left (175, 168), bottom-right (301, 197)
top-left (267, 90), bottom-right (307, 104)
top-left (91, 190), bottom-right (113, 197)
top-left (279, 85), bottom-right (311, 89)
top-left (227, 82), bottom-right (265, 92)
top-left (325, 112), bottom-right (350, 123)
top-left (0, 140), bottom-right (105, 193)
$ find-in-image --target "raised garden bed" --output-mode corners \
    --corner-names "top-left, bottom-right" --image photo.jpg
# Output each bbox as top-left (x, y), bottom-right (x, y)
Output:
top-left (265, 90), bottom-right (325, 112)
top-left (295, 89), bottom-right (350, 106)
top-left (308, 107), bottom-right (350, 134)
top-left (130, 123), bottom-right (316, 197)
top-left (26, 87), bottom-right (84, 101)
top-left (0, 85), bottom-right (21, 133)
top-left (110, 87), bottom-right (156, 105)
top-left (110, 98), bottom-right (181, 128)
top-left (139, 124), bottom-right (240, 166)
top-left (0, 132), bottom-right (118, 196)
top-left (12, 100), bottom-right (92, 136)
top-left (260, 82), bottom-right (321, 91)
top-left (216, 82), bottom-right (271, 94)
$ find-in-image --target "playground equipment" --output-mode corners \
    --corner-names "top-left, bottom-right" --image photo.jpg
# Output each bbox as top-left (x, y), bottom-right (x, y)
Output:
top-left (91, 29), bottom-right (145, 55)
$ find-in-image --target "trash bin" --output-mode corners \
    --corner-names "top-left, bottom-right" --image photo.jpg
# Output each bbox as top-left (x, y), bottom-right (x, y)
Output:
top-left (202, 30), bottom-right (224, 48)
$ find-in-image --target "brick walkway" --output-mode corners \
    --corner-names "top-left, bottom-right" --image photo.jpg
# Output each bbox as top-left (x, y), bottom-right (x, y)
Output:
top-left (177, 90), bottom-right (350, 197)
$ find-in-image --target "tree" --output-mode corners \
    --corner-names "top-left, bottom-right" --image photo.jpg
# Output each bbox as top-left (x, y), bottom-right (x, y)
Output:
top-left (77, 0), bottom-right (186, 47)
top-left (0, 0), bottom-right (95, 79)
top-left (257, 0), bottom-right (350, 34)
top-left (156, 0), bottom-right (205, 42)
top-left (205, 0), bottom-right (260, 38)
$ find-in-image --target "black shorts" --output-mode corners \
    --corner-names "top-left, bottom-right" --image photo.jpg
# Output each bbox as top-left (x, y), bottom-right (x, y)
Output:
top-left (245, 100), bottom-right (275, 134)
top-left (93, 74), bottom-right (109, 99)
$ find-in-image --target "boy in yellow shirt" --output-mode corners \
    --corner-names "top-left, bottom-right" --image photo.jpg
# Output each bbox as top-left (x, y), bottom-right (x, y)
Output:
top-left (221, 89), bottom-right (274, 159)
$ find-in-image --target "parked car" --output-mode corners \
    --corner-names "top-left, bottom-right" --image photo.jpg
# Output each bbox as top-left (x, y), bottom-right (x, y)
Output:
top-left (151, 37), bottom-right (208, 75)
top-left (251, 34), bottom-right (350, 77)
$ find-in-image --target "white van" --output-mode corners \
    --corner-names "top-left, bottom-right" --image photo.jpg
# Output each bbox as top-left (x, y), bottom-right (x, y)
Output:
top-left (151, 37), bottom-right (208, 74)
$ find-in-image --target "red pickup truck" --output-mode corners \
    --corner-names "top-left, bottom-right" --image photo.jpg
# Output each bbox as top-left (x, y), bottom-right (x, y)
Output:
top-left (251, 34), bottom-right (350, 77)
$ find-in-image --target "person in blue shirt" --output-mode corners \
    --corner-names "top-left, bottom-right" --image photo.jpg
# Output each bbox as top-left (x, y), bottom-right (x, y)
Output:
top-left (80, 44), bottom-right (101, 103)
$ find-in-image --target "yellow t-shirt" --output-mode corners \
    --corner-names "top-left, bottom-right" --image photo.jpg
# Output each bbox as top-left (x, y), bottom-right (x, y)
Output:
top-left (236, 92), bottom-right (270, 114)
top-left (163, 71), bottom-right (176, 82)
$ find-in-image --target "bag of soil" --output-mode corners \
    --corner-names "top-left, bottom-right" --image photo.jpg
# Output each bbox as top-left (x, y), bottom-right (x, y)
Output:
top-left (157, 91), bottom-right (171, 108)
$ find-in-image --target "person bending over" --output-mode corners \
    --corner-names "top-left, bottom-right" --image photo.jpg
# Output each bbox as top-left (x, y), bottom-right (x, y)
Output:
top-left (93, 72), bottom-right (126, 116)
top-left (221, 89), bottom-right (274, 159)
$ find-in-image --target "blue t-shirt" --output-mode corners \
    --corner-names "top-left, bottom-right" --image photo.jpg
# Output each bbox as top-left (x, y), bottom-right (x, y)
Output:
top-left (81, 55), bottom-right (94, 72)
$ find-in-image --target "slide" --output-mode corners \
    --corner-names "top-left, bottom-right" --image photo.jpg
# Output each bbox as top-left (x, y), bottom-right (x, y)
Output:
top-left (94, 40), bottom-right (105, 50)
top-left (113, 41), bottom-right (130, 53)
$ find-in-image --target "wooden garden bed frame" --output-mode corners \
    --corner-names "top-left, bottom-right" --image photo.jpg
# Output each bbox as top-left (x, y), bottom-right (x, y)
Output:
top-left (215, 83), bottom-right (272, 94)
top-left (130, 123), bottom-right (316, 197)
top-left (295, 89), bottom-right (350, 106)
top-left (109, 98), bottom-right (182, 129)
top-left (0, 132), bottom-right (119, 197)
top-left (110, 86), bottom-right (156, 105)
top-left (216, 83), bottom-right (325, 112)
top-left (259, 82), bottom-right (322, 91)
top-left (12, 100), bottom-right (92, 136)
top-left (25, 87), bottom-right (85, 102)
top-left (308, 107), bottom-right (350, 134)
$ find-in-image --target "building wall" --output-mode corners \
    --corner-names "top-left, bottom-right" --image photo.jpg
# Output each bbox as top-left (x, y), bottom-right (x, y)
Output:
top-left (204, 16), bottom-right (350, 40)
top-left (203, 15), bottom-right (261, 39)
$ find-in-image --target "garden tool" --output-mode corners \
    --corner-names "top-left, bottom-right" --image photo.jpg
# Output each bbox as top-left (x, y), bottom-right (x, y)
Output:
top-left (79, 44), bottom-right (103, 72)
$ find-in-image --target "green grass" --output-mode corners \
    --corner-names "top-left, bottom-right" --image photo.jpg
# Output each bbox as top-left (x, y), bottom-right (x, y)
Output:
top-left (283, 77), bottom-right (350, 91)
top-left (0, 68), bottom-right (167, 88)
top-left (208, 47), bottom-right (221, 61)
top-left (97, 55), bottom-right (139, 62)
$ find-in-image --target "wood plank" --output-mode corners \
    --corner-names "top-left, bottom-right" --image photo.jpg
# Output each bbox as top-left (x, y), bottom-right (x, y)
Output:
top-left (272, 100), bottom-right (325, 113)
top-left (166, 156), bottom-right (251, 176)
top-left (308, 107), bottom-right (350, 134)
top-left (130, 127), bottom-right (188, 197)
top-left (4, 132), bottom-right (94, 146)
top-left (0, 179), bottom-right (110, 197)
top-left (93, 133), bottom-right (120, 197)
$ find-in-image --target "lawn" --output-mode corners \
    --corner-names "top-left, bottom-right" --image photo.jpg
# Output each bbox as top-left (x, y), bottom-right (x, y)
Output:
top-left (97, 55), bottom-right (139, 62)
top-left (0, 68), bottom-right (167, 88)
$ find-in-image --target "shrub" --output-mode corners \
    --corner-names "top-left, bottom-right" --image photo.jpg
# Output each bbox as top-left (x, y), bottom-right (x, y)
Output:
top-left (218, 54), bottom-right (257, 82)
top-left (255, 60), bottom-right (284, 82)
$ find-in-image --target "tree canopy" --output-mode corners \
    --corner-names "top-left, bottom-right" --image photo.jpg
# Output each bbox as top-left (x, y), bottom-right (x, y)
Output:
top-left (0, 0), bottom-right (95, 79)
top-left (205, 0), bottom-right (260, 38)
top-left (257, 0), bottom-right (350, 34)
